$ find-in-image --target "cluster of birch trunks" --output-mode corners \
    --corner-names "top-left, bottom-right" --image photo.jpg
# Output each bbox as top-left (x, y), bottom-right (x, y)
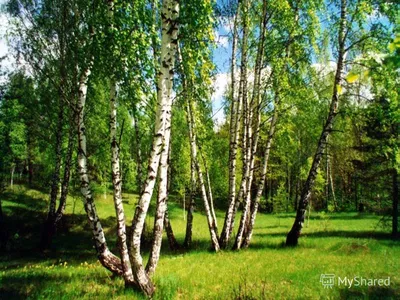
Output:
top-left (40, 0), bottom-right (351, 296)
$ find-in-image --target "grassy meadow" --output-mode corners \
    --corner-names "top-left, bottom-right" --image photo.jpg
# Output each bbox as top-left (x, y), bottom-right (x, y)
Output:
top-left (0, 185), bottom-right (399, 299)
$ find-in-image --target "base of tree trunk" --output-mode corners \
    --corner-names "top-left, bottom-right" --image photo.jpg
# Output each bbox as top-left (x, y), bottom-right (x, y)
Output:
top-left (98, 247), bottom-right (124, 276)
top-left (0, 223), bottom-right (8, 251)
top-left (39, 218), bottom-right (57, 250)
top-left (285, 229), bottom-right (299, 246)
top-left (167, 236), bottom-right (180, 251)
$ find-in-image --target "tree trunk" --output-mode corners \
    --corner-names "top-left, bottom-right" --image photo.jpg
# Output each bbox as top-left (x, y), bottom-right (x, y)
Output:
top-left (242, 0), bottom-right (296, 240)
top-left (10, 164), bottom-right (15, 189)
top-left (110, 79), bottom-right (134, 283)
top-left (40, 117), bottom-right (74, 250)
top-left (77, 64), bottom-right (124, 277)
top-left (234, 0), bottom-right (268, 250)
top-left (42, 0), bottom-right (69, 246)
top-left (232, 0), bottom-right (250, 251)
top-left (107, 0), bottom-right (134, 284)
top-left (146, 102), bottom-right (172, 276)
top-left (220, 0), bottom-right (240, 249)
top-left (242, 105), bottom-right (278, 247)
top-left (330, 162), bottom-right (338, 210)
top-left (164, 201), bottom-right (179, 250)
top-left (186, 98), bottom-right (220, 252)
top-left (200, 149), bottom-right (218, 234)
top-left (132, 105), bottom-right (143, 194)
top-left (286, 0), bottom-right (347, 246)
top-left (184, 157), bottom-right (196, 248)
top-left (27, 134), bottom-right (34, 186)
top-left (55, 121), bottom-right (74, 223)
top-left (129, 0), bottom-right (179, 295)
top-left (40, 89), bottom-right (64, 250)
top-left (164, 143), bottom-right (179, 250)
top-left (325, 137), bottom-right (330, 210)
top-left (47, 49), bottom-right (66, 222)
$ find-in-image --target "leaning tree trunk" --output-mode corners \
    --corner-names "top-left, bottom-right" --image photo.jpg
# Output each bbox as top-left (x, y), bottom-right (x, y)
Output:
top-left (219, 2), bottom-right (240, 248)
top-left (41, 1), bottom-right (69, 248)
top-left (40, 117), bottom-right (75, 249)
top-left (177, 41), bottom-right (220, 251)
top-left (184, 157), bottom-right (196, 248)
top-left (242, 104), bottom-right (278, 247)
top-left (235, 0), bottom-right (268, 250)
top-left (146, 102), bottom-right (172, 276)
top-left (200, 149), bottom-right (218, 234)
top-left (186, 98), bottom-right (220, 252)
top-left (132, 105), bottom-right (143, 194)
top-left (77, 63), bottom-right (124, 277)
top-left (164, 202), bottom-right (179, 250)
top-left (109, 79), bottom-right (134, 283)
top-left (107, 0), bottom-right (134, 285)
top-left (164, 142), bottom-right (179, 250)
top-left (128, 0), bottom-right (179, 296)
top-left (48, 103), bottom-right (64, 216)
top-left (27, 134), bottom-right (34, 186)
top-left (40, 89), bottom-right (65, 250)
top-left (243, 0), bottom-right (296, 248)
top-left (286, 0), bottom-right (347, 246)
top-left (54, 119), bottom-right (75, 225)
top-left (233, 0), bottom-right (252, 250)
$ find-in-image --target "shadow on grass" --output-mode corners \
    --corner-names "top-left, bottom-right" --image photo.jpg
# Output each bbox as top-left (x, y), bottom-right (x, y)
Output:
top-left (0, 189), bottom-right (125, 267)
top-left (252, 230), bottom-right (399, 242)
top-left (0, 271), bottom-right (147, 300)
top-left (339, 286), bottom-right (400, 299)
top-left (0, 273), bottom-right (70, 299)
top-left (1, 188), bottom-right (48, 211)
top-left (272, 213), bottom-right (380, 221)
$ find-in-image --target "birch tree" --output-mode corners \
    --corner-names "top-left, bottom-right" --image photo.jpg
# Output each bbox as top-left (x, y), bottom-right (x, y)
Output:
top-left (219, 0), bottom-right (240, 248)
top-left (286, 0), bottom-right (378, 246)
top-left (233, 0), bottom-right (267, 250)
top-left (107, 0), bottom-right (134, 284)
top-left (128, 0), bottom-right (179, 295)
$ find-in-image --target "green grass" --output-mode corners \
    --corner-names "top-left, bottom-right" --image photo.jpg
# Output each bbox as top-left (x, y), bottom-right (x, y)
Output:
top-left (0, 185), bottom-right (399, 299)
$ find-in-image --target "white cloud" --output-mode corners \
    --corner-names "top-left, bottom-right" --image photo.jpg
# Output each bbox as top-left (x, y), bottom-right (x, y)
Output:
top-left (212, 72), bottom-right (229, 101)
top-left (312, 61), bottom-right (337, 77)
top-left (211, 72), bottom-right (228, 126)
top-left (221, 17), bottom-right (234, 33)
top-left (210, 67), bottom-right (273, 127)
top-left (0, 2), bottom-right (16, 81)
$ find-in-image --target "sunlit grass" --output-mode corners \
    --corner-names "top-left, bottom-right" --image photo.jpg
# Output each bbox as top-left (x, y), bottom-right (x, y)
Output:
top-left (1, 185), bottom-right (399, 299)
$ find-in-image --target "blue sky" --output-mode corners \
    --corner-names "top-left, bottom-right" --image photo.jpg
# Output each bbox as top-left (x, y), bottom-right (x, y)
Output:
top-left (211, 21), bottom-right (232, 125)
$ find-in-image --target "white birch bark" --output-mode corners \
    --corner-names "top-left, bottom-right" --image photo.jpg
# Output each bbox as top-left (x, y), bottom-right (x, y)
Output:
top-left (146, 102), bottom-right (172, 276)
top-left (77, 65), bottom-right (123, 276)
top-left (110, 79), bottom-right (134, 282)
top-left (286, 0), bottom-right (347, 246)
top-left (233, 0), bottom-right (251, 250)
top-left (186, 99), bottom-right (220, 252)
top-left (200, 149), bottom-right (218, 232)
top-left (243, 104), bottom-right (278, 247)
top-left (129, 0), bottom-right (179, 295)
top-left (238, 0), bottom-right (269, 248)
top-left (107, 0), bottom-right (134, 284)
top-left (219, 4), bottom-right (240, 248)
top-left (184, 151), bottom-right (196, 248)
